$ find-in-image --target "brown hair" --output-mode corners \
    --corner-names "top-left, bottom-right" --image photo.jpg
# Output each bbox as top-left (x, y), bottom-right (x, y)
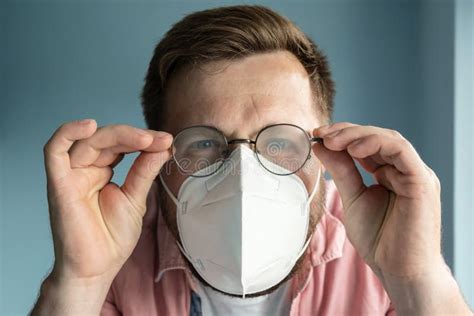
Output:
top-left (141, 5), bottom-right (335, 130)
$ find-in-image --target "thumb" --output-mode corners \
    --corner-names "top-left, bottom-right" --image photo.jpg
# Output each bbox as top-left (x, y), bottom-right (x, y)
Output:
top-left (312, 141), bottom-right (366, 208)
top-left (121, 149), bottom-right (171, 216)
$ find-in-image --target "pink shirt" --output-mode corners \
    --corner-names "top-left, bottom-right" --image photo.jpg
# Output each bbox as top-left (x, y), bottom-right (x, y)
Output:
top-left (101, 180), bottom-right (395, 315)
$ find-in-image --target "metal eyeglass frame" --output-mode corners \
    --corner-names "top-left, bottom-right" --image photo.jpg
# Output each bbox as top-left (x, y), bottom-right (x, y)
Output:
top-left (171, 123), bottom-right (323, 177)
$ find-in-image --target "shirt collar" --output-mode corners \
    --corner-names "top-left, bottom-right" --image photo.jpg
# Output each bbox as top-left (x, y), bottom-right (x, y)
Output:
top-left (154, 179), bottom-right (346, 284)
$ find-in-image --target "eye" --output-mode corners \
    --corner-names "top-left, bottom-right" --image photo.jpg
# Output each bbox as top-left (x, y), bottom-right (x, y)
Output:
top-left (190, 139), bottom-right (220, 150)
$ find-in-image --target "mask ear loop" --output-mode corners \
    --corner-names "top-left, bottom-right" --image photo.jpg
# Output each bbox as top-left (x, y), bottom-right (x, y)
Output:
top-left (159, 173), bottom-right (182, 209)
top-left (159, 173), bottom-right (197, 267)
top-left (305, 167), bottom-right (321, 209)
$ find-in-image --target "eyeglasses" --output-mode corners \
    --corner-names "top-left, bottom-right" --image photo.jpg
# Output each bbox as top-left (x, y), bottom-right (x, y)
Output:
top-left (171, 123), bottom-right (323, 177)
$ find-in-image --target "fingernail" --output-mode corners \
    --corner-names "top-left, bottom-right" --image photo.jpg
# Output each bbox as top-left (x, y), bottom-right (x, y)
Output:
top-left (79, 118), bottom-right (94, 124)
top-left (155, 132), bottom-right (172, 139)
top-left (317, 124), bottom-right (330, 132)
top-left (350, 139), bottom-right (363, 146)
top-left (136, 129), bottom-right (152, 137)
top-left (316, 124), bottom-right (336, 136)
top-left (325, 130), bottom-right (340, 138)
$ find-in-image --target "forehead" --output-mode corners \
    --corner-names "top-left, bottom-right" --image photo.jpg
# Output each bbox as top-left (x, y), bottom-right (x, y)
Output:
top-left (163, 50), bottom-right (321, 136)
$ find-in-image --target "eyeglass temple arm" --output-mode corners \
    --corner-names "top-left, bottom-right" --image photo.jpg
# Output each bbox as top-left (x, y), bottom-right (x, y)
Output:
top-left (311, 137), bottom-right (324, 144)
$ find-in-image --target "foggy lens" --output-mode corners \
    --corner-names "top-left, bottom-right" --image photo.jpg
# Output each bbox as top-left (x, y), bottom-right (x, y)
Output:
top-left (172, 126), bottom-right (227, 176)
top-left (255, 125), bottom-right (310, 175)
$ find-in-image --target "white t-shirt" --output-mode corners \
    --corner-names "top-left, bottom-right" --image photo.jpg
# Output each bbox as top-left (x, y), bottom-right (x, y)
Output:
top-left (193, 278), bottom-right (292, 316)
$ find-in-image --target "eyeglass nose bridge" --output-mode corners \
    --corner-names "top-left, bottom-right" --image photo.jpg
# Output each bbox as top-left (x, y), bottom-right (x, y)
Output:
top-left (225, 139), bottom-right (257, 157)
top-left (219, 139), bottom-right (254, 157)
top-left (227, 139), bottom-right (256, 147)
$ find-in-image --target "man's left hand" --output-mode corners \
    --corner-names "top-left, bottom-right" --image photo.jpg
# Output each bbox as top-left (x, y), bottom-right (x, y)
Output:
top-left (313, 122), bottom-right (471, 315)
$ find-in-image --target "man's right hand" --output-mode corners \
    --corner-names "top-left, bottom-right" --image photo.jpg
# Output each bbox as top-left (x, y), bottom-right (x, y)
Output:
top-left (31, 119), bottom-right (172, 315)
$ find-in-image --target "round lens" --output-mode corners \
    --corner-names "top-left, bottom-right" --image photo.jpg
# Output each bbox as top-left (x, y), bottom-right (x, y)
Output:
top-left (255, 124), bottom-right (310, 175)
top-left (172, 126), bottom-right (228, 176)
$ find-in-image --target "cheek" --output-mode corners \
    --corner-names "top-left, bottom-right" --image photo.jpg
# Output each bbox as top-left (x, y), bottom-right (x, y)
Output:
top-left (309, 181), bottom-right (326, 231)
top-left (295, 154), bottom-right (322, 193)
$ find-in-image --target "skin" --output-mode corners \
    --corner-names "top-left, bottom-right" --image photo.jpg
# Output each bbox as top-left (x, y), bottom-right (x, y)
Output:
top-left (31, 51), bottom-right (471, 315)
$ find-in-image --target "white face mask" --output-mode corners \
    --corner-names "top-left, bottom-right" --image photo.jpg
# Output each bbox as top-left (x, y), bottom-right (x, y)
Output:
top-left (160, 145), bottom-right (320, 297)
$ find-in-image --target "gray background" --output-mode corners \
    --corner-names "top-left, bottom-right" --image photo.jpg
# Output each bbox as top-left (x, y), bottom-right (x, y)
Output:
top-left (1, 0), bottom-right (472, 314)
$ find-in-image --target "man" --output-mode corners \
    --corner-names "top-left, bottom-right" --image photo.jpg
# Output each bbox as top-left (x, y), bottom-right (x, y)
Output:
top-left (31, 5), bottom-right (471, 316)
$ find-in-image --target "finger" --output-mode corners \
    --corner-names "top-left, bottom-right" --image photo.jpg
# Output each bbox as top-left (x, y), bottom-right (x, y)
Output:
top-left (43, 119), bottom-right (97, 180)
top-left (354, 156), bottom-right (382, 173)
top-left (69, 125), bottom-right (171, 168)
top-left (343, 132), bottom-right (425, 176)
top-left (121, 146), bottom-right (172, 217)
top-left (84, 166), bottom-right (114, 193)
top-left (69, 125), bottom-right (153, 168)
top-left (92, 150), bottom-right (120, 168)
top-left (319, 125), bottom-right (380, 151)
top-left (372, 165), bottom-right (397, 192)
top-left (372, 165), bottom-right (426, 198)
top-left (312, 141), bottom-right (366, 209)
top-left (314, 122), bottom-right (357, 137)
top-left (96, 130), bottom-right (173, 153)
top-left (92, 131), bottom-right (173, 167)
top-left (110, 153), bottom-right (125, 169)
top-left (320, 126), bottom-right (425, 176)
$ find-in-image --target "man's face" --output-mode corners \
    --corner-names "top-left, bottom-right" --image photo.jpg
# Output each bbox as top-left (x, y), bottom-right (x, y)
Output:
top-left (158, 50), bottom-right (326, 295)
